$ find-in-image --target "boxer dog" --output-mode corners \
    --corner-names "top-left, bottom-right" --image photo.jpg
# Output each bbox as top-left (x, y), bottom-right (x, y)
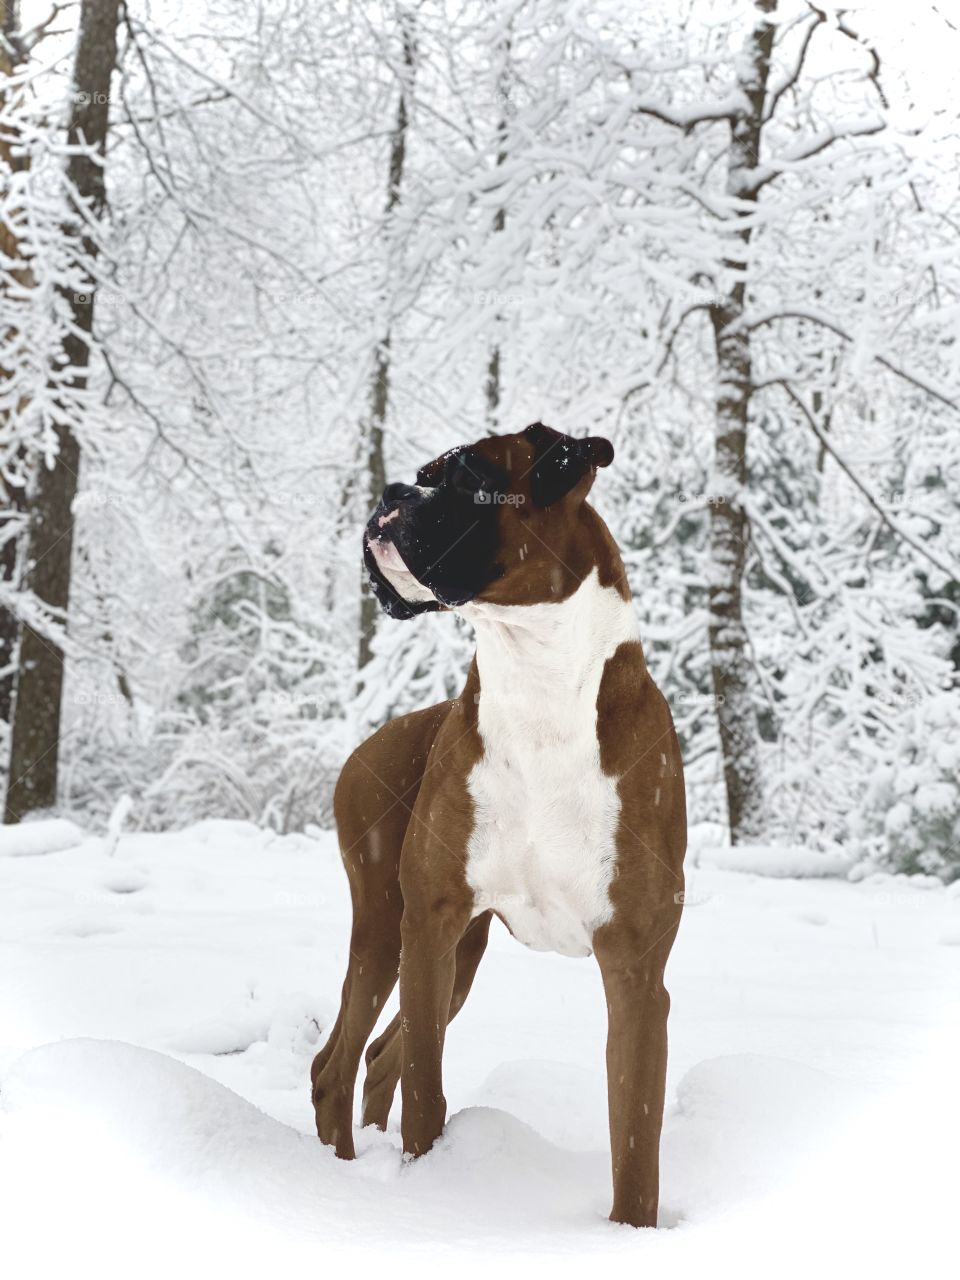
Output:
top-left (311, 422), bottom-right (685, 1228)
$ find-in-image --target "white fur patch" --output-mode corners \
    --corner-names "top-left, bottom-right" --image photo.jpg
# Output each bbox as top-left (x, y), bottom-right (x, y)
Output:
top-left (458, 571), bottom-right (640, 958)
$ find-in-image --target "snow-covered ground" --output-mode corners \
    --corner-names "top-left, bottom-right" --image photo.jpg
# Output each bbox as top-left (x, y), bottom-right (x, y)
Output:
top-left (1, 819), bottom-right (958, 1277)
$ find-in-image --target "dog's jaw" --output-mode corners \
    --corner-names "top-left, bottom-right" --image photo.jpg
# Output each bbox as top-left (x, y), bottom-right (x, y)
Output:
top-left (367, 536), bottom-right (439, 605)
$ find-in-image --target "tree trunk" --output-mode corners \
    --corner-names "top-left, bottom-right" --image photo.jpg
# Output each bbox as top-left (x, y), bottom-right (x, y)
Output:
top-left (484, 198), bottom-right (507, 428)
top-left (357, 13), bottom-right (416, 680)
top-left (484, 333), bottom-right (502, 428)
top-left (4, 0), bottom-right (121, 823)
top-left (706, 0), bottom-right (776, 842)
top-left (484, 44), bottom-right (511, 431)
top-left (0, 2), bottom-right (30, 730)
top-left (0, 481), bottom-right (25, 731)
top-left (358, 337), bottom-right (391, 674)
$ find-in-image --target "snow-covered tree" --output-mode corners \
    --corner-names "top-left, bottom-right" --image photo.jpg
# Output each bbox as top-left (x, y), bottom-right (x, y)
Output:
top-left (3, 0), bottom-right (957, 855)
top-left (3, 0), bottom-right (123, 822)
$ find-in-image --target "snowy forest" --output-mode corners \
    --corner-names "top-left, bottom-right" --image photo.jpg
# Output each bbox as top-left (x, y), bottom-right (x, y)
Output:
top-left (2, 0), bottom-right (959, 872)
top-left (3, 2), bottom-right (960, 1270)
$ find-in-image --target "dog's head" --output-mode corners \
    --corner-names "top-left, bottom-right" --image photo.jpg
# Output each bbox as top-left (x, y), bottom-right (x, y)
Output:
top-left (364, 422), bottom-right (614, 618)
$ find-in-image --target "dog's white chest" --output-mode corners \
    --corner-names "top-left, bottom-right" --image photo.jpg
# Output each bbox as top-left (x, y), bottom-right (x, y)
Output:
top-left (466, 728), bottom-right (620, 957)
top-left (459, 573), bottom-right (638, 959)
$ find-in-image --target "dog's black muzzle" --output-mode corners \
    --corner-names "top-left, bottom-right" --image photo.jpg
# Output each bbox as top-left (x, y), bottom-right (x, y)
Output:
top-left (363, 490), bottom-right (443, 620)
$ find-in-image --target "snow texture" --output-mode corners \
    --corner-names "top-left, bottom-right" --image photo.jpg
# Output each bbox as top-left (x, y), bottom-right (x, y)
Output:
top-left (696, 843), bottom-right (852, 878)
top-left (0, 816), bottom-right (85, 857)
top-left (1, 821), bottom-right (957, 1277)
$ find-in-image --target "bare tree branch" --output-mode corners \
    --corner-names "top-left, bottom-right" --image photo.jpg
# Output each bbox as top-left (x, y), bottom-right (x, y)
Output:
top-left (764, 9), bottom-right (826, 122)
top-left (833, 11), bottom-right (890, 110)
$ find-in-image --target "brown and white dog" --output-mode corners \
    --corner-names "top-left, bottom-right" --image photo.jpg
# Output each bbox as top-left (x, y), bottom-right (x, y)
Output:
top-left (311, 422), bottom-right (686, 1228)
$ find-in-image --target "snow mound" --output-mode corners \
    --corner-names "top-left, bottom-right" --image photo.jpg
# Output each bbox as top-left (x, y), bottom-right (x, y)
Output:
top-left (1, 824), bottom-right (956, 1274)
top-left (1, 1037), bottom-right (314, 1184)
top-left (1, 1036), bottom-right (954, 1276)
top-left (0, 1039), bottom-right (610, 1261)
top-left (661, 1054), bottom-right (860, 1220)
top-left (471, 1058), bottom-right (608, 1150)
top-left (0, 1039), bottom-right (351, 1271)
top-left (696, 844), bottom-right (852, 878)
top-left (0, 818), bottom-right (85, 858)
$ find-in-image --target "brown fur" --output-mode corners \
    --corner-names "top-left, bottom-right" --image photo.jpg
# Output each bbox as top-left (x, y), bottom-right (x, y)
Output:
top-left (312, 431), bottom-right (685, 1227)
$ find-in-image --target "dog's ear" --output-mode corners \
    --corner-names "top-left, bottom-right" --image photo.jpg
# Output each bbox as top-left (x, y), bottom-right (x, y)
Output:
top-left (581, 435), bottom-right (614, 468)
top-left (416, 446), bottom-right (461, 487)
top-left (524, 423), bottom-right (614, 507)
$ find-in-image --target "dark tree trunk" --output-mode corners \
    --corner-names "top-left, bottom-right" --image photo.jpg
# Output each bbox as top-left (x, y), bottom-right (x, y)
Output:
top-left (484, 194), bottom-right (507, 428)
top-left (0, 2), bottom-right (30, 731)
top-left (484, 333), bottom-right (502, 428)
top-left (484, 46), bottom-right (511, 431)
top-left (4, 0), bottom-right (121, 823)
top-left (357, 337), bottom-right (391, 675)
top-left (357, 13), bottom-right (416, 680)
top-left (706, 0), bottom-right (777, 842)
top-left (0, 481), bottom-right (25, 730)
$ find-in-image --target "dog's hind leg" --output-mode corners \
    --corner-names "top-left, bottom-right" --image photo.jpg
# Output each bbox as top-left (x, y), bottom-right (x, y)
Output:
top-left (311, 702), bottom-right (450, 1158)
top-left (360, 910), bottom-right (491, 1131)
top-left (311, 869), bottom-right (403, 1158)
top-left (311, 749), bottom-right (407, 1157)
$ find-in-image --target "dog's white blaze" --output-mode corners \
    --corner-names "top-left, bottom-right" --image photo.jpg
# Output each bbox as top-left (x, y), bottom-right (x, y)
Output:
top-left (459, 571), bottom-right (640, 958)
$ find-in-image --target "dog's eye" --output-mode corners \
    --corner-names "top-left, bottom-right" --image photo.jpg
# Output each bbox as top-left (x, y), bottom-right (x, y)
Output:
top-left (454, 466), bottom-right (485, 494)
top-left (448, 457), bottom-right (487, 497)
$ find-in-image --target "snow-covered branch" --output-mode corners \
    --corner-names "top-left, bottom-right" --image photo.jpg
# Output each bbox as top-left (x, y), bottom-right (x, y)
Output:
top-left (763, 10), bottom-right (825, 122)
top-left (631, 91), bottom-right (747, 131)
top-left (734, 308), bottom-right (960, 414)
top-left (748, 116), bottom-right (887, 191)
top-left (764, 378), bottom-right (959, 581)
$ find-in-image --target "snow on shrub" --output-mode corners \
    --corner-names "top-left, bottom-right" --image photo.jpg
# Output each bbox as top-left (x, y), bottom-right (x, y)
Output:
top-left (856, 692), bottom-right (960, 880)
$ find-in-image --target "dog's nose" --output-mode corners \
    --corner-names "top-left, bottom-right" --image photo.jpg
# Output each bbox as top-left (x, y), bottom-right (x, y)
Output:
top-left (382, 482), bottom-right (418, 504)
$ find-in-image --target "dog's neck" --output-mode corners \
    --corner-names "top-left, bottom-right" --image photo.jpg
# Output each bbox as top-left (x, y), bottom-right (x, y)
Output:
top-left (458, 568), bottom-right (642, 724)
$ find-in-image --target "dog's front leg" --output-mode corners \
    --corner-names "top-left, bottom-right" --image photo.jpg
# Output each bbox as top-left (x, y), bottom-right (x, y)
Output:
top-left (398, 892), bottom-right (472, 1157)
top-left (594, 919), bottom-right (678, 1228)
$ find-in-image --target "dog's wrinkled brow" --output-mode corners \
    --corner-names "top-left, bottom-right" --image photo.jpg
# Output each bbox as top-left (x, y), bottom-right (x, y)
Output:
top-left (416, 447), bottom-right (509, 491)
